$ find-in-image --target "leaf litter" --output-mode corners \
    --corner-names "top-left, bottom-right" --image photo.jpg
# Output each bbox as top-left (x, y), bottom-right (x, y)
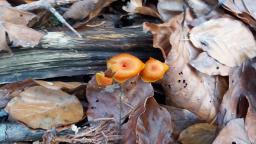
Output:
top-left (1, 0), bottom-right (256, 143)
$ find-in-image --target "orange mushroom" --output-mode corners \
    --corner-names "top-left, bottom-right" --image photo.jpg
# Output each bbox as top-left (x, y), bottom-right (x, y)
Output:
top-left (107, 53), bottom-right (145, 83)
top-left (96, 72), bottom-right (113, 86)
top-left (141, 57), bottom-right (169, 82)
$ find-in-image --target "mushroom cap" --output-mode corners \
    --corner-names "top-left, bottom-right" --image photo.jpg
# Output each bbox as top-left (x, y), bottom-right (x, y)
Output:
top-left (107, 53), bottom-right (145, 83)
top-left (96, 72), bottom-right (113, 86)
top-left (141, 57), bottom-right (169, 82)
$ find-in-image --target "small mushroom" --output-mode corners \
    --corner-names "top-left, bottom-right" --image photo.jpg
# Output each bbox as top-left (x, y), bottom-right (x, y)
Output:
top-left (141, 57), bottom-right (169, 82)
top-left (96, 72), bottom-right (113, 86)
top-left (107, 53), bottom-right (145, 83)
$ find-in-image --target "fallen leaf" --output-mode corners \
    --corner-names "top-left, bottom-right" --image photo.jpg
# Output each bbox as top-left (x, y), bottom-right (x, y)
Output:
top-left (0, 6), bottom-right (36, 25)
top-left (190, 17), bottom-right (256, 67)
top-left (122, 98), bottom-right (147, 144)
top-left (213, 118), bottom-right (250, 144)
top-left (34, 80), bottom-right (82, 92)
top-left (186, 0), bottom-right (218, 17)
top-left (0, 79), bottom-right (37, 108)
top-left (151, 13), bottom-right (228, 121)
top-left (63, 0), bottom-right (115, 23)
top-left (0, 0), bottom-right (11, 6)
top-left (136, 97), bottom-right (174, 144)
top-left (0, 22), bottom-right (44, 48)
top-left (86, 76), bottom-right (154, 122)
top-left (5, 86), bottom-right (84, 129)
top-left (157, 0), bottom-right (184, 21)
top-left (189, 52), bottom-right (231, 76)
top-left (163, 105), bottom-right (200, 137)
top-left (178, 123), bottom-right (216, 144)
top-left (123, 0), bottom-right (160, 18)
top-left (218, 58), bottom-right (256, 143)
top-left (220, 0), bottom-right (256, 28)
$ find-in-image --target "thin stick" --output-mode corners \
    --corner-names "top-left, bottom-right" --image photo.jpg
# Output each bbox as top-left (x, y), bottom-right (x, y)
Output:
top-left (17, 0), bottom-right (82, 38)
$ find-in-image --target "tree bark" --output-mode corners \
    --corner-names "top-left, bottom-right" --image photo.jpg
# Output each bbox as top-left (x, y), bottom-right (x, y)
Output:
top-left (0, 26), bottom-right (160, 84)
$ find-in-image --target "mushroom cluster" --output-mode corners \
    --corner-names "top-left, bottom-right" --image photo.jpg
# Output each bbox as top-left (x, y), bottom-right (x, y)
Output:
top-left (96, 53), bottom-right (169, 86)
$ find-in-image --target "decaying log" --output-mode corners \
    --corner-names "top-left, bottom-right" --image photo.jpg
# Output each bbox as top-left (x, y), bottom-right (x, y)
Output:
top-left (0, 26), bottom-right (160, 84)
top-left (0, 122), bottom-right (73, 143)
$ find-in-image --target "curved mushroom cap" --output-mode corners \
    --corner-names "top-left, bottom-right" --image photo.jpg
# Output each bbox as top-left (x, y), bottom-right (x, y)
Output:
top-left (107, 53), bottom-right (145, 83)
top-left (141, 57), bottom-right (169, 82)
top-left (96, 72), bottom-right (113, 86)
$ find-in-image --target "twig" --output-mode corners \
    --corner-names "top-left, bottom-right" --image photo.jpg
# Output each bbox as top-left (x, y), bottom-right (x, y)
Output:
top-left (16, 0), bottom-right (82, 38)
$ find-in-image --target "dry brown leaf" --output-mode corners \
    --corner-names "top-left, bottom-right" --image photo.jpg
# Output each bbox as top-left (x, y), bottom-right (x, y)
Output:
top-left (5, 86), bottom-right (84, 129)
top-left (190, 17), bottom-right (256, 67)
top-left (143, 21), bottom-right (172, 58)
top-left (150, 13), bottom-right (228, 121)
top-left (63, 0), bottom-right (115, 23)
top-left (122, 104), bottom-right (146, 144)
top-left (213, 118), bottom-right (250, 144)
top-left (178, 123), bottom-right (216, 144)
top-left (136, 97), bottom-right (174, 144)
top-left (0, 22), bottom-right (43, 48)
top-left (218, 58), bottom-right (256, 143)
top-left (0, 79), bottom-right (37, 108)
top-left (86, 76), bottom-right (153, 122)
top-left (0, 6), bottom-right (36, 25)
top-left (34, 80), bottom-right (82, 92)
top-left (163, 105), bottom-right (200, 137)
top-left (123, 0), bottom-right (160, 18)
top-left (157, 0), bottom-right (184, 21)
top-left (221, 0), bottom-right (256, 28)
top-left (189, 52), bottom-right (231, 76)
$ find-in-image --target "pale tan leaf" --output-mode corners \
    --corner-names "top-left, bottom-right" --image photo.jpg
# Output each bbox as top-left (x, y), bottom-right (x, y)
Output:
top-left (178, 123), bottom-right (216, 144)
top-left (190, 52), bottom-right (231, 76)
top-left (0, 6), bottom-right (36, 25)
top-left (213, 119), bottom-right (250, 144)
top-left (5, 86), bottom-right (84, 129)
top-left (221, 0), bottom-right (256, 28)
top-left (157, 0), bottom-right (184, 21)
top-left (63, 0), bottom-right (115, 22)
top-left (190, 17), bottom-right (256, 67)
top-left (157, 13), bottom-right (228, 121)
top-left (123, 0), bottom-right (160, 18)
top-left (218, 58), bottom-right (256, 143)
top-left (1, 22), bottom-right (44, 48)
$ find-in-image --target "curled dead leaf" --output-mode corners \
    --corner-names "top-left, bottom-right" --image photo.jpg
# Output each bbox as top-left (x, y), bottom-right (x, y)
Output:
top-left (86, 76), bottom-right (153, 122)
top-left (221, 0), bottom-right (256, 28)
top-left (157, 0), bottom-right (184, 21)
top-left (190, 17), bottom-right (256, 67)
top-left (178, 123), bottom-right (217, 144)
top-left (123, 0), bottom-right (160, 18)
top-left (63, 0), bottom-right (115, 24)
top-left (150, 13), bottom-right (228, 121)
top-left (5, 86), bottom-right (84, 129)
top-left (136, 97), bottom-right (174, 144)
top-left (189, 52), bottom-right (231, 76)
top-left (213, 118), bottom-right (250, 144)
top-left (163, 105), bottom-right (200, 137)
top-left (218, 58), bottom-right (256, 143)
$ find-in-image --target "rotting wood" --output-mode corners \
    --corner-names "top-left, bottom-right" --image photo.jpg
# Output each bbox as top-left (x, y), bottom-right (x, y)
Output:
top-left (0, 26), bottom-right (160, 84)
